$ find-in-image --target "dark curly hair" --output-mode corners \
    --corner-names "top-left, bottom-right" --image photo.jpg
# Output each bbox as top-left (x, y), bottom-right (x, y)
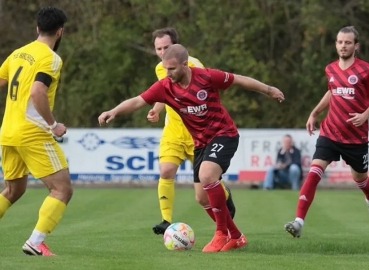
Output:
top-left (37, 7), bottom-right (67, 36)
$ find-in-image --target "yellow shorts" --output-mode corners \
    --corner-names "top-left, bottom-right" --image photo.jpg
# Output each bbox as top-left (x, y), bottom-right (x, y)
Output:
top-left (159, 139), bottom-right (194, 166)
top-left (1, 141), bottom-right (68, 180)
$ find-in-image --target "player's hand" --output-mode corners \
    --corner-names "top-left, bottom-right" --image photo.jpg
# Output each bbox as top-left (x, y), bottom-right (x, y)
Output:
top-left (98, 110), bottom-right (116, 126)
top-left (306, 115), bottom-right (317, 136)
top-left (267, 87), bottom-right (285, 102)
top-left (52, 123), bottom-right (67, 137)
top-left (347, 113), bottom-right (368, 127)
top-left (147, 109), bottom-right (159, 123)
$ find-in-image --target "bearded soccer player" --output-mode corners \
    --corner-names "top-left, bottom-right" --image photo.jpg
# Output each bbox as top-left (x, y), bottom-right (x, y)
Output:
top-left (147, 27), bottom-right (236, 235)
top-left (285, 26), bottom-right (369, 238)
top-left (98, 44), bottom-right (284, 252)
top-left (0, 7), bottom-right (72, 255)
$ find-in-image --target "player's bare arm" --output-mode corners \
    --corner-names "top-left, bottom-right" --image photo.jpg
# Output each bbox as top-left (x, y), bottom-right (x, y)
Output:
top-left (310, 91), bottom-right (331, 117)
top-left (232, 74), bottom-right (284, 102)
top-left (147, 102), bottom-right (165, 123)
top-left (307, 91), bottom-right (331, 135)
top-left (30, 81), bottom-right (66, 137)
top-left (153, 102), bottom-right (165, 114)
top-left (98, 96), bottom-right (148, 125)
top-left (0, 78), bottom-right (7, 88)
top-left (30, 81), bottom-right (55, 125)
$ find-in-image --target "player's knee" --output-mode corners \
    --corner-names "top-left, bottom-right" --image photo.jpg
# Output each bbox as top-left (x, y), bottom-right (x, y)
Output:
top-left (198, 173), bottom-right (216, 185)
top-left (62, 184), bottom-right (73, 200)
top-left (4, 185), bottom-right (26, 203)
top-left (6, 187), bottom-right (26, 203)
top-left (160, 166), bottom-right (177, 179)
top-left (195, 192), bottom-right (208, 206)
top-left (3, 177), bottom-right (28, 203)
top-left (51, 184), bottom-right (73, 203)
top-left (44, 169), bottom-right (73, 203)
top-left (198, 162), bottom-right (223, 185)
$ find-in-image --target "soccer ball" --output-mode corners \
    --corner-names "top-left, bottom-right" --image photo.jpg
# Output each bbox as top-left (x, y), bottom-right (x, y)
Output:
top-left (163, 222), bottom-right (195, 250)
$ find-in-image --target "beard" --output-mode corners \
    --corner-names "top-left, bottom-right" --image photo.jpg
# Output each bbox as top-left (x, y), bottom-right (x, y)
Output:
top-left (53, 36), bottom-right (62, 52)
top-left (339, 51), bottom-right (355, 60)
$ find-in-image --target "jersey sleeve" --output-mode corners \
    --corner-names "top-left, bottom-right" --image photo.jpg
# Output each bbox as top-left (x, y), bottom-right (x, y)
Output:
top-left (0, 56), bottom-right (10, 81)
top-left (140, 81), bottom-right (166, 105)
top-left (188, 56), bottom-right (204, 68)
top-left (155, 62), bottom-right (167, 80)
top-left (37, 53), bottom-right (63, 81)
top-left (325, 66), bottom-right (332, 91)
top-left (208, 68), bottom-right (234, 90)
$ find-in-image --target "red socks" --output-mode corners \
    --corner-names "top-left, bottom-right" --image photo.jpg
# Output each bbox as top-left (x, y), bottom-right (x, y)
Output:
top-left (203, 205), bottom-right (216, 221)
top-left (203, 181), bottom-right (228, 234)
top-left (296, 164), bottom-right (323, 219)
top-left (356, 177), bottom-right (369, 200)
top-left (203, 180), bottom-right (241, 238)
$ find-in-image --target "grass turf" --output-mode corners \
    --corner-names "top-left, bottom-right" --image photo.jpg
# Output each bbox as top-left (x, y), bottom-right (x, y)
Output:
top-left (0, 188), bottom-right (368, 270)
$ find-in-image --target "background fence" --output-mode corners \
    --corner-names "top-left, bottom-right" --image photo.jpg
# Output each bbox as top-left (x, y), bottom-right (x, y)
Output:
top-left (0, 128), bottom-right (357, 187)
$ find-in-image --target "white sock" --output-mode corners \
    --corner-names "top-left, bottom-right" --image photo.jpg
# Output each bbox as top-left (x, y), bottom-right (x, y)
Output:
top-left (28, 230), bottom-right (46, 246)
top-left (295, 218), bottom-right (304, 227)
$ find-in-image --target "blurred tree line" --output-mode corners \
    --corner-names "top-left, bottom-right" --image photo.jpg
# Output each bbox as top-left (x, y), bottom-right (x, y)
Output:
top-left (0, 0), bottom-right (369, 128)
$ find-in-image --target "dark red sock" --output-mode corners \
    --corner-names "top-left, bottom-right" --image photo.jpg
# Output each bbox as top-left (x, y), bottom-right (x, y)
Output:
top-left (355, 177), bottom-right (369, 200)
top-left (226, 212), bottom-right (241, 239)
top-left (203, 205), bottom-right (216, 222)
top-left (296, 164), bottom-right (323, 220)
top-left (203, 181), bottom-right (228, 234)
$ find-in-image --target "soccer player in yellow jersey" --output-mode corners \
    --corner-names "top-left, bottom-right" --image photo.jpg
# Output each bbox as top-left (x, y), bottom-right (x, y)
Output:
top-left (148, 28), bottom-right (236, 235)
top-left (0, 7), bottom-right (72, 256)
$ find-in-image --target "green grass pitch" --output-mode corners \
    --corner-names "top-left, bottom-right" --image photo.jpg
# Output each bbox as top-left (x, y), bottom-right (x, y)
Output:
top-left (0, 187), bottom-right (369, 270)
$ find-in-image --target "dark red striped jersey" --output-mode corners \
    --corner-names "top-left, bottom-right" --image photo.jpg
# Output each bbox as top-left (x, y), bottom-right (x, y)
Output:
top-left (140, 67), bottom-right (239, 147)
top-left (320, 58), bottom-right (369, 144)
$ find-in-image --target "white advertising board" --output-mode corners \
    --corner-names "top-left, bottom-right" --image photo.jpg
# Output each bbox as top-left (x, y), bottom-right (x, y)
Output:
top-left (62, 128), bottom-right (245, 182)
top-left (0, 128), bottom-right (356, 183)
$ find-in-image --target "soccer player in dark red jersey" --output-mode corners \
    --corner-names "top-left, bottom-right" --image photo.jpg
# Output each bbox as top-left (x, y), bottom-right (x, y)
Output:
top-left (285, 26), bottom-right (369, 238)
top-left (98, 44), bottom-right (284, 252)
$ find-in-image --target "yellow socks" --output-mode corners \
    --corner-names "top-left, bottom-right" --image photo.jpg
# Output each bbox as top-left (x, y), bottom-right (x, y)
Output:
top-left (29, 196), bottom-right (66, 245)
top-left (158, 178), bottom-right (175, 223)
top-left (35, 196), bottom-right (66, 235)
top-left (219, 180), bottom-right (229, 200)
top-left (0, 194), bottom-right (11, 219)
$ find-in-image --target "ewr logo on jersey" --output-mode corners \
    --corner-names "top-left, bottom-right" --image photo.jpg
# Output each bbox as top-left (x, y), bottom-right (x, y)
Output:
top-left (180, 104), bottom-right (208, 116)
top-left (332, 87), bottom-right (355, 100)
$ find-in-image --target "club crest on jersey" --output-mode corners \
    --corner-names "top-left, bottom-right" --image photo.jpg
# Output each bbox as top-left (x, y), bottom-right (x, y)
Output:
top-left (197, 90), bottom-right (207, 101)
top-left (348, 75), bottom-right (358, 85)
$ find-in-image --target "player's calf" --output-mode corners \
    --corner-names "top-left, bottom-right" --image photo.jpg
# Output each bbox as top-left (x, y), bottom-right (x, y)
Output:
top-left (225, 186), bottom-right (236, 219)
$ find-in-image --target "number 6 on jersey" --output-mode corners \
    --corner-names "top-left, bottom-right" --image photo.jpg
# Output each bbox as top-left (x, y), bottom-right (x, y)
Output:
top-left (10, 66), bottom-right (23, 101)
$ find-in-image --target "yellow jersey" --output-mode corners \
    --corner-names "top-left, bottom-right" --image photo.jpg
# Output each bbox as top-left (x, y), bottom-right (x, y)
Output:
top-left (155, 56), bottom-right (204, 143)
top-left (0, 40), bottom-right (63, 146)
